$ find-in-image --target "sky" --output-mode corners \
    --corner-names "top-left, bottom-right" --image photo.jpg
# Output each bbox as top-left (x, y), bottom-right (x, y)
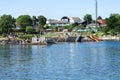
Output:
top-left (0, 0), bottom-right (120, 20)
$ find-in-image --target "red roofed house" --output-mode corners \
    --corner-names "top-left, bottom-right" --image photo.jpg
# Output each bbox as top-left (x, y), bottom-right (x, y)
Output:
top-left (97, 19), bottom-right (106, 27)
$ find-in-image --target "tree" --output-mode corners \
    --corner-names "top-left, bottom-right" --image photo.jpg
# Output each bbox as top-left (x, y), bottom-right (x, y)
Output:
top-left (83, 14), bottom-right (93, 24)
top-left (104, 14), bottom-right (120, 34)
top-left (0, 14), bottom-right (15, 33)
top-left (32, 16), bottom-right (38, 26)
top-left (97, 16), bottom-right (102, 20)
top-left (26, 26), bottom-right (35, 33)
top-left (38, 15), bottom-right (47, 31)
top-left (32, 16), bottom-right (37, 21)
top-left (106, 14), bottom-right (120, 29)
top-left (16, 15), bottom-right (32, 31)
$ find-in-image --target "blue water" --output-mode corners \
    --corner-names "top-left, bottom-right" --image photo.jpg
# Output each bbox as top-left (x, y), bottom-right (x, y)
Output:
top-left (0, 41), bottom-right (120, 80)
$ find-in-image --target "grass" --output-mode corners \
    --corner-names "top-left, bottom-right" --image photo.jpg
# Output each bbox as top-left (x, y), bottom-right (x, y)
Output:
top-left (41, 33), bottom-right (58, 37)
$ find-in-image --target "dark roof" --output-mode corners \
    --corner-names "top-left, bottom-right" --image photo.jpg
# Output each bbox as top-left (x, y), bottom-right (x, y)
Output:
top-left (61, 16), bottom-right (70, 20)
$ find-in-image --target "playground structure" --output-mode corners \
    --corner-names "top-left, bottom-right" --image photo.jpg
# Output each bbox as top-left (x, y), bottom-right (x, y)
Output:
top-left (89, 34), bottom-right (102, 42)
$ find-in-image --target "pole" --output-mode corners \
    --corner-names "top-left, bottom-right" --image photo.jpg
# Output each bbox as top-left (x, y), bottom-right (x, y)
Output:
top-left (95, 0), bottom-right (97, 27)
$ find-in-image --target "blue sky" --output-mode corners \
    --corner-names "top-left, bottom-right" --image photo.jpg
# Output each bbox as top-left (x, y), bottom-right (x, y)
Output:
top-left (0, 0), bottom-right (120, 20)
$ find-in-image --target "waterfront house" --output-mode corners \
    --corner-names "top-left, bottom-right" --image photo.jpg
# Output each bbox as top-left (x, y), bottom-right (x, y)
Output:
top-left (46, 16), bottom-right (82, 27)
top-left (87, 19), bottom-right (106, 28)
top-left (70, 17), bottom-right (82, 24)
top-left (97, 19), bottom-right (106, 27)
top-left (61, 16), bottom-right (70, 24)
top-left (46, 19), bottom-right (69, 27)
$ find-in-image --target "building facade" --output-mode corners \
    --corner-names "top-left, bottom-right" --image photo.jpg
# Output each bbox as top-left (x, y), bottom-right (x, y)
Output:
top-left (46, 16), bottom-right (82, 27)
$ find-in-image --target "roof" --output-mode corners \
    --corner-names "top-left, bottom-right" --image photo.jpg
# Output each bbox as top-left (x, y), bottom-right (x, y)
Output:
top-left (97, 19), bottom-right (106, 24)
top-left (47, 19), bottom-right (66, 24)
top-left (71, 17), bottom-right (81, 21)
top-left (61, 16), bottom-right (70, 20)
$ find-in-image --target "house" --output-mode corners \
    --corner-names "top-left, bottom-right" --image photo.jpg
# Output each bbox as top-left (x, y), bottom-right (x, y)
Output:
top-left (46, 19), bottom-right (58, 26)
top-left (46, 16), bottom-right (82, 27)
top-left (87, 23), bottom-right (99, 28)
top-left (61, 16), bottom-right (70, 23)
top-left (97, 19), bottom-right (106, 27)
top-left (87, 19), bottom-right (106, 28)
top-left (70, 17), bottom-right (82, 24)
top-left (46, 19), bottom-right (69, 26)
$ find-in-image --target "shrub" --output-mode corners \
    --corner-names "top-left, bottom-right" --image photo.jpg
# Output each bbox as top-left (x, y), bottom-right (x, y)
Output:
top-left (19, 34), bottom-right (34, 40)
top-left (26, 26), bottom-right (35, 34)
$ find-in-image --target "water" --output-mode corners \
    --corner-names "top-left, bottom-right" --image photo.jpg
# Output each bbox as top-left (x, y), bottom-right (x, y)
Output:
top-left (0, 41), bottom-right (120, 80)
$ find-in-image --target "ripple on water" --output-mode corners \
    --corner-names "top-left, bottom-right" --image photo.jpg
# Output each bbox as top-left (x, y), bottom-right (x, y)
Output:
top-left (0, 41), bottom-right (120, 80)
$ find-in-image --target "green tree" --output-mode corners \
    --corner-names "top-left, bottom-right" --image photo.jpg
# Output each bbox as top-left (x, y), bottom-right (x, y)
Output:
top-left (84, 14), bottom-right (93, 24)
top-left (26, 26), bottom-right (35, 33)
top-left (106, 14), bottom-right (119, 29)
top-left (101, 26), bottom-right (110, 35)
top-left (32, 16), bottom-right (38, 26)
top-left (38, 15), bottom-right (47, 31)
top-left (104, 14), bottom-right (120, 34)
top-left (97, 16), bottom-right (102, 20)
top-left (43, 24), bottom-right (49, 29)
top-left (32, 16), bottom-right (37, 21)
top-left (16, 15), bottom-right (32, 31)
top-left (0, 14), bottom-right (15, 33)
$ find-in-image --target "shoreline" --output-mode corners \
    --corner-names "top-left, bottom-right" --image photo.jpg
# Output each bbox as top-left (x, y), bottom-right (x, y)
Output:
top-left (0, 35), bottom-right (120, 45)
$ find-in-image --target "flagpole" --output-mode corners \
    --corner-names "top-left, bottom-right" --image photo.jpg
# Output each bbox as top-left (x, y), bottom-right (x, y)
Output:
top-left (95, 0), bottom-right (98, 27)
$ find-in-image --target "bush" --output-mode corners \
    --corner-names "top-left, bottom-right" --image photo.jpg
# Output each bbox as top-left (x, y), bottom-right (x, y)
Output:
top-left (26, 26), bottom-right (35, 34)
top-left (19, 34), bottom-right (34, 40)
top-left (90, 30), bottom-right (96, 34)
top-left (101, 26), bottom-right (110, 35)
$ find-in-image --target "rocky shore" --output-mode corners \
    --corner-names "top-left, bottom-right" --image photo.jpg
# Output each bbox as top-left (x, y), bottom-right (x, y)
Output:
top-left (100, 35), bottom-right (120, 41)
top-left (0, 35), bottom-right (120, 45)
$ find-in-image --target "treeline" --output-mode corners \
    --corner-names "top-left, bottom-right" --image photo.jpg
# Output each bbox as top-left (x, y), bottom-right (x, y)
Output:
top-left (0, 14), bottom-right (94, 33)
top-left (0, 14), bottom-right (96, 34)
top-left (0, 14), bottom-right (120, 35)
top-left (102, 14), bottom-right (120, 35)
top-left (0, 14), bottom-right (47, 34)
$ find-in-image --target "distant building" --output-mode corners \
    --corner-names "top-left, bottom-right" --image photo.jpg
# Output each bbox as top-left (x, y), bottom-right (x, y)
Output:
top-left (87, 19), bottom-right (106, 28)
top-left (87, 23), bottom-right (99, 28)
top-left (46, 16), bottom-right (82, 27)
top-left (61, 16), bottom-right (70, 23)
top-left (46, 19), bottom-right (69, 27)
top-left (97, 19), bottom-right (106, 27)
top-left (70, 17), bottom-right (82, 24)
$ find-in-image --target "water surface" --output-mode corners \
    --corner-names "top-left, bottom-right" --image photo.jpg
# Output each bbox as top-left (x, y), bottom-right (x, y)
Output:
top-left (0, 41), bottom-right (120, 80)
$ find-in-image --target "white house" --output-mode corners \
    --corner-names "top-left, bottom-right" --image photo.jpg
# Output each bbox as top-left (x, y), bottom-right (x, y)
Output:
top-left (46, 17), bottom-right (82, 27)
top-left (46, 19), bottom-right (69, 27)
top-left (70, 17), bottom-right (82, 24)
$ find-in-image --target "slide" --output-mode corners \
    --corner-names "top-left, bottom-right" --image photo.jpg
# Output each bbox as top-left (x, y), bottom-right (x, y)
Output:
top-left (89, 34), bottom-right (102, 42)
